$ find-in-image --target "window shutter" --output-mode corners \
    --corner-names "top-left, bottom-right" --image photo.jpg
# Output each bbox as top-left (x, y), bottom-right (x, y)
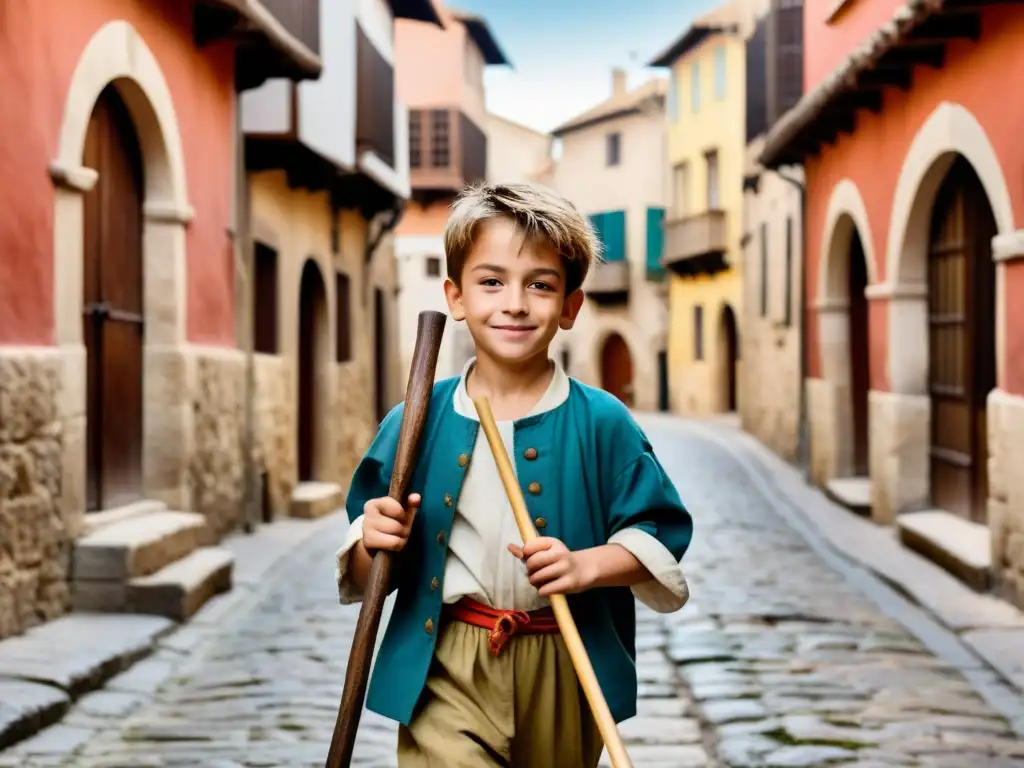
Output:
top-left (767, 0), bottom-right (804, 127)
top-left (746, 16), bottom-right (768, 142)
top-left (646, 207), bottom-right (666, 278)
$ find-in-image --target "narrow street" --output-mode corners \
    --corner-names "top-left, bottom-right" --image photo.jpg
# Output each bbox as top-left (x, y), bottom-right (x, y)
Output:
top-left (4, 418), bottom-right (1024, 768)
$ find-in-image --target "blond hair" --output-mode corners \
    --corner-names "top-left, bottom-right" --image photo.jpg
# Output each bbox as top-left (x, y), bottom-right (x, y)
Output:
top-left (443, 181), bottom-right (601, 295)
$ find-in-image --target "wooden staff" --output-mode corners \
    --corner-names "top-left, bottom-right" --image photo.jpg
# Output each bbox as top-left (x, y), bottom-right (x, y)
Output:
top-left (326, 310), bottom-right (447, 768)
top-left (472, 396), bottom-right (635, 768)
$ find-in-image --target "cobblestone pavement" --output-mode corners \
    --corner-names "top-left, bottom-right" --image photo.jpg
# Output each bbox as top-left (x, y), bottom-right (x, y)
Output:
top-left (4, 419), bottom-right (1024, 767)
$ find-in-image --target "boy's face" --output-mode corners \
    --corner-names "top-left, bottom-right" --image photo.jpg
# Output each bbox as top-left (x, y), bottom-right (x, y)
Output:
top-left (444, 217), bottom-right (584, 367)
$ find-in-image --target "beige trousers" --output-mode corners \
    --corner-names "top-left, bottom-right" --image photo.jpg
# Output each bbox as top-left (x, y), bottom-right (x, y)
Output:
top-left (397, 618), bottom-right (604, 767)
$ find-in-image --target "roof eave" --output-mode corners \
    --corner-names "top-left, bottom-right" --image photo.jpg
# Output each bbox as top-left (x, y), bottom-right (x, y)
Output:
top-left (388, 0), bottom-right (445, 28)
top-left (456, 14), bottom-right (513, 67)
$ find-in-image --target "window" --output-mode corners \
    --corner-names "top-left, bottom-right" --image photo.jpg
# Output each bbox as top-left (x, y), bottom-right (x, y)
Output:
top-left (668, 69), bottom-right (679, 121)
top-left (408, 110), bottom-right (422, 168)
top-left (694, 305), bottom-right (704, 360)
top-left (671, 162), bottom-right (689, 218)
top-left (253, 243), bottom-right (278, 354)
top-left (606, 132), bottom-right (621, 166)
top-left (691, 61), bottom-right (701, 113)
top-left (429, 109), bottom-right (450, 168)
top-left (714, 45), bottom-right (727, 100)
top-left (760, 222), bottom-right (769, 317)
top-left (425, 256), bottom-right (441, 278)
top-left (336, 271), bottom-right (351, 362)
top-left (784, 216), bottom-right (794, 326)
top-left (705, 150), bottom-right (720, 209)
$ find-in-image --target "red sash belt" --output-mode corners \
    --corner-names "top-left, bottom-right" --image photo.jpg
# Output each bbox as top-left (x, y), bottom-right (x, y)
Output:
top-left (443, 597), bottom-right (560, 656)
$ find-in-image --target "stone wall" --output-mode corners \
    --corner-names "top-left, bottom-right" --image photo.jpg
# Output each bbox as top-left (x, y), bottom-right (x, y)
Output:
top-left (254, 354), bottom-right (295, 520)
top-left (336, 360), bottom-right (375, 498)
top-left (740, 322), bottom-right (801, 463)
top-left (188, 348), bottom-right (245, 538)
top-left (867, 390), bottom-right (929, 525)
top-left (806, 377), bottom-right (840, 487)
top-left (989, 389), bottom-right (1024, 609)
top-left (0, 349), bottom-right (72, 641)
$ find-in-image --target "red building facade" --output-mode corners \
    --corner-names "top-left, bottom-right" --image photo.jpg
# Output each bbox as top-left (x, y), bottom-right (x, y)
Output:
top-left (761, 0), bottom-right (1024, 608)
top-left (0, 0), bottom-right (318, 639)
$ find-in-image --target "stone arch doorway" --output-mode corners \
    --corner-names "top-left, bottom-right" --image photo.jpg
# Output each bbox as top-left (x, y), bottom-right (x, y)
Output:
top-left (52, 21), bottom-right (193, 515)
top-left (718, 305), bottom-right (739, 413)
top-left (82, 84), bottom-right (146, 511)
top-left (925, 157), bottom-right (997, 522)
top-left (600, 332), bottom-right (634, 406)
top-left (817, 178), bottom-right (877, 482)
top-left (297, 259), bottom-right (329, 482)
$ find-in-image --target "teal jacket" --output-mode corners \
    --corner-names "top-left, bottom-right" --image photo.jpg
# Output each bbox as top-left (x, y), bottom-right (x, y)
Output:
top-left (345, 375), bottom-right (693, 726)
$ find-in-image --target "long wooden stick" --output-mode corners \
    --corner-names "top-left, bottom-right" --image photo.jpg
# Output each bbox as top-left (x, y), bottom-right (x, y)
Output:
top-left (326, 310), bottom-right (447, 768)
top-left (472, 396), bottom-right (634, 768)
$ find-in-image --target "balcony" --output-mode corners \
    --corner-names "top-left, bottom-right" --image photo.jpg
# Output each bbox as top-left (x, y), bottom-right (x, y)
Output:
top-left (408, 108), bottom-right (487, 201)
top-left (586, 260), bottom-right (630, 305)
top-left (194, 0), bottom-right (321, 91)
top-left (663, 210), bottom-right (730, 277)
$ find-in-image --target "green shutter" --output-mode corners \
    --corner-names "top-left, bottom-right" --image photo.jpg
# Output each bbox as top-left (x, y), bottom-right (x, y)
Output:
top-left (604, 210), bottom-right (626, 262)
top-left (646, 207), bottom-right (665, 279)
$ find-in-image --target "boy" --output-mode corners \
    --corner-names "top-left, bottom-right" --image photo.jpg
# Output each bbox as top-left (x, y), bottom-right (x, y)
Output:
top-left (336, 182), bottom-right (693, 767)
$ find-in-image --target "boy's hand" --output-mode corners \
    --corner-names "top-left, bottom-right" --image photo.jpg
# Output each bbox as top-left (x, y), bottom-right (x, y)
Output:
top-left (362, 493), bottom-right (420, 553)
top-left (509, 537), bottom-right (597, 597)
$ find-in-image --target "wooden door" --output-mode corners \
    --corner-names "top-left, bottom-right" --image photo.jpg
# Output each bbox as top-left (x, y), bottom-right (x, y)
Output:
top-left (83, 85), bottom-right (145, 512)
top-left (600, 333), bottom-right (634, 406)
top-left (927, 157), bottom-right (997, 522)
top-left (374, 288), bottom-right (387, 424)
top-left (298, 260), bottom-right (325, 482)
top-left (720, 306), bottom-right (738, 412)
top-left (848, 231), bottom-right (870, 477)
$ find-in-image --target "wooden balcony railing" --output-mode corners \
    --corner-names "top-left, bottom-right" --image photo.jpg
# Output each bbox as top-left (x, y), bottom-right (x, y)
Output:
top-left (262, 0), bottom-right (321, 57)
top-left (586, 260), bottom-right (629, 304)
top-left (408, 108), bottom-right (487, 193)
top-left (356, 24), bottom-right (395, 167)
top-left (663, 210), bottom-right (729, 276)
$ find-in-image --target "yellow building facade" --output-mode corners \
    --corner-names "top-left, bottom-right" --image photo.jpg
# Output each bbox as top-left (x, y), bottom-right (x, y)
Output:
top-left (650, 4), bottom-right (747, 416)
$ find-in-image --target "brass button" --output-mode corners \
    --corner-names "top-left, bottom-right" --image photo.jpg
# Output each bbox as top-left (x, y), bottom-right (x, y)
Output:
top-left (425, 618), bottom-right (434, 635)
top-left (458, 453), bottom-right (469, 467)
top-left (528, 482), bottom-right (541, 495)
top-left (431, 577), bottom-right (439, 591)
top-left (437, 530), bottom-right (446, 546)
top-left (524, 447), bottom-right (538, 460)
top-left (535, 517), bottom-right (547, 529)
top-left (444, 493), bottom-right (453, 507)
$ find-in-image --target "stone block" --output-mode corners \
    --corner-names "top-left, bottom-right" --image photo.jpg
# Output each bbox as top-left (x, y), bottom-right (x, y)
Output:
top-left (126, 546), bottom-right (233, 622)
top-left (868, 390), bottom-right (929, 525)
top-left (72, 510), bottom-right (208, 581)
top-left (0, 679), bottom-right (70, 750)
top-left (289, 482), bottom-right (343, 519)
top-left (897, 510), bottom-right (991, 592)
top-left (0, 350), bottom-right (61, 444)
top-left (987, 390), bottom-right (1024, 609)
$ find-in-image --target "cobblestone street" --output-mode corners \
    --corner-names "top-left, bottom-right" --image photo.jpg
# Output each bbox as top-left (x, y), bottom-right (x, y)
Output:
top-left (3, 418), bottom-right (1024, 767)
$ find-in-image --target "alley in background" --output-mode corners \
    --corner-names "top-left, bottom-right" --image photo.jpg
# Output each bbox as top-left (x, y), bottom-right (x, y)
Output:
top-left (3, 417), bottom-right (1022, 768)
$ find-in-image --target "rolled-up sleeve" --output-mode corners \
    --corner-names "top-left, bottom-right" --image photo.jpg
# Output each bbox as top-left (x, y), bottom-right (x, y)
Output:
top-left (603, 438), bottom-right (694, 614)
top-left (335, 515), bottom-right (367, 605)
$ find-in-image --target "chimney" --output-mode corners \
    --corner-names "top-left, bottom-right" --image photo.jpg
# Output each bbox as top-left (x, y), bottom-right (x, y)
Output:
top-left (612, 67), bottom-right (627, 97)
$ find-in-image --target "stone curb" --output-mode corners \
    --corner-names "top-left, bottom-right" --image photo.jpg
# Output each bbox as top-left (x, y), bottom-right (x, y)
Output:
top-left (0, 512), bottom-right (347, 760)
top-left (649, 415), bottom-right (1024, 736)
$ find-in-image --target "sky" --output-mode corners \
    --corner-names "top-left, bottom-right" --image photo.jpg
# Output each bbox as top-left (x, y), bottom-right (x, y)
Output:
top-left (450, 0), bottom-right (722, 134)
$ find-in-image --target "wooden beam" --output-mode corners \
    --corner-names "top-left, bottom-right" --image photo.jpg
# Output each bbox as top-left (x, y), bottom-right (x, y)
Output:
top-left (880, 43), bottom-right (946, 70)
top-left (856, 68), bottom-right (912, 91)
top-left (906, 11), bottom-right (981, 43)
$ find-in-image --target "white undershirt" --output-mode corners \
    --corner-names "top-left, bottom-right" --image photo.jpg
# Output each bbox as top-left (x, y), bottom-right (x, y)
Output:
top-left (336, 358), bottom-right (689, 613)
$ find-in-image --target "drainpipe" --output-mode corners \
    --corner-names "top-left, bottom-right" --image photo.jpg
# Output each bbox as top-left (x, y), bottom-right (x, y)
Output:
top-left (772, 166), bottom-right (809, 480)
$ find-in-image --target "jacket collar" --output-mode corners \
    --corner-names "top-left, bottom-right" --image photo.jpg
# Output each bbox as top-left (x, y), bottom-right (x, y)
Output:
top-left (453, 356), bottom-right (570, 422)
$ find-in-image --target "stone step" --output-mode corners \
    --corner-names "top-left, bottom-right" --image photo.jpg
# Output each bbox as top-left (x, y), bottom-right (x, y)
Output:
top-left (825, 476), bottom-right (872, 517)
top-left (82, 499), bottom-right (168, 536)
top-left (127, 546), bottom-right (234, 622)
top-left (72, 510), bottom-right (210, 582)
top-left (897, 509), bottom-right (992, 592)
top-left (289, 481), bottom-right (343, 519)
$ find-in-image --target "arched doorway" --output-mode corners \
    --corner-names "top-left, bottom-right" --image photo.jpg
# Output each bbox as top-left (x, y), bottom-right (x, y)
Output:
top-left (600, 332), bottom-right (634, 406)
top-left (926, 156), bottom-right (996, 522)
top-left (719, 305), bottom-right (739, 412)
top-left (848, 230), bottom-right (870, 477)
top-left (83, 84), bottom-right (145, 512)
top-left (298, 259), bottom-right (328, 482)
